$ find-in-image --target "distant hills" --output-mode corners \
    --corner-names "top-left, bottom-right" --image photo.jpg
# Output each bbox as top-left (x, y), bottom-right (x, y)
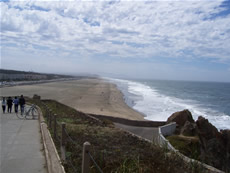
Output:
top-left (0, 69), bottom-right (74, 82)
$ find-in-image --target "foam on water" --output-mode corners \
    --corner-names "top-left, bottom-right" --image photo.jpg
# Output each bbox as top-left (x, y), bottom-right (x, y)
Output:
top-left (107, 78), bottom-right (230, 130)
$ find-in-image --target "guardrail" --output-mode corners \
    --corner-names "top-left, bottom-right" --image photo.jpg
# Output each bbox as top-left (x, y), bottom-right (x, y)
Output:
top-left (158, 122), bottom-right (177, 151)
top-left (89, 114), bottom-right (166, 127)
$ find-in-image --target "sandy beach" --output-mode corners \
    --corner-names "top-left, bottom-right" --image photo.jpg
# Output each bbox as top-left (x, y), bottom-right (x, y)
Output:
top-left (0, 78), bottom-right (145, 120)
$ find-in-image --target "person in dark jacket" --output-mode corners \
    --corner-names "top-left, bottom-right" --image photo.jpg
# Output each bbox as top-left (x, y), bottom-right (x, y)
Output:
top-left (7, 97), bottom-right (13, 113)
top-left (19, 95), bottom-right (26, 115)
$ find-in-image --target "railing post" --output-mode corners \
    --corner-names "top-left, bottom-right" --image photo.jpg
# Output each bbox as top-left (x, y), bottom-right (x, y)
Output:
top-left (46, 107), bottom-right (50, 124)
top-left (82, 142), bottom-right (91, 173)
top-left (49, 109), bottom-right (52, 129)
top-left (53, 114), bottom-right (57, 141)
top-left (61, 122), bottom-right (66, 161)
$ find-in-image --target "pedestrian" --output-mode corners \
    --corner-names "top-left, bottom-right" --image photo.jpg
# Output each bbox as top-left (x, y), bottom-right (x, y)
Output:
top-left (7, 97), bottom-right (13, 113)
top-left (1, 97), bottom-right (6, 113)
top-left (19, 95), bottom-right (26, 115)
top-left (13, 96), bottom-right (19, 113)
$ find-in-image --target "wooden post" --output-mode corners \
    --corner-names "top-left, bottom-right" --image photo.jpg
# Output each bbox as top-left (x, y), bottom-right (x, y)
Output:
top-left (53, 114), bottom-right (57, 141)
top-left (82, 142), bottom-right (91, 173)
top-left (61, 122), bottom-right (66, 161)
top-left (49, 109), bottom-right (52, 129)
top-left (46, 107), bottom-right (50, 123)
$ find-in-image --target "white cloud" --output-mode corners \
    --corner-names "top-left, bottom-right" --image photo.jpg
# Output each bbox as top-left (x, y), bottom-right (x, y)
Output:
top-left (1, 0), bottom-right (230, 78)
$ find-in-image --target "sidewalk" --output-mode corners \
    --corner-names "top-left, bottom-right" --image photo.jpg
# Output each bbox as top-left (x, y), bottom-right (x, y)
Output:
top-left (0, 111), bottom-right (47, 173)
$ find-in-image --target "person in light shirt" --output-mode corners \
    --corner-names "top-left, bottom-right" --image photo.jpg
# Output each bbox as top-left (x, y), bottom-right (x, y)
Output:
top-left (1, 97), bottom-right (6, 113)
top-left (13, 96), bottom-right (19, 113)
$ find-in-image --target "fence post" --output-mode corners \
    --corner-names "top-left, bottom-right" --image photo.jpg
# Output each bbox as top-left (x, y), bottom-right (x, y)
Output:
top-left (49, 109), bottom-right (52, 129)
top-left (46, 107), bottom-right (50, 124)
top-left (82, 142), bottom-right (91, 173)
top-left (53, 114), bottom-right (57, 141)
top-left (61, 122), bottom-right (66, 161)
top-left (47, 108), bottom-right (50, 127)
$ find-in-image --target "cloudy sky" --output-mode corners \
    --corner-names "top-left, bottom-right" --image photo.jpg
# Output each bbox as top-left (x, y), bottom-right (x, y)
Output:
top-left (1, 0), bottom-right (230, 82)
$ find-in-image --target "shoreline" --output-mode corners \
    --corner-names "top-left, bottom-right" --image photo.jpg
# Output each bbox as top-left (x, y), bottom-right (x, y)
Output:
top-left (107, 78), bottom-right (230, 130)
top-left (104, 78), bottom-right (148, 118)
top-left (0, 77), bottom-right (146, 120)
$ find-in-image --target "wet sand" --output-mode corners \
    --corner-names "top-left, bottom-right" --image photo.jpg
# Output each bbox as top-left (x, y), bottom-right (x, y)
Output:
top-left (0, 78), bottom-right (145, 120)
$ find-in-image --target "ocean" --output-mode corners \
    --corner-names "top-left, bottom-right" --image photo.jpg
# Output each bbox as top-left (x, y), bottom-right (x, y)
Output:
top-left (107, 78), bottom-right (230, 130)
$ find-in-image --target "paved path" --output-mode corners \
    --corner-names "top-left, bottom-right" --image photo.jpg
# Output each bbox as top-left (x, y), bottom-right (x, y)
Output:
top-left (0, 111), bottom-right (47, 173)
top-left (114, 123), bottom-right (159, 141)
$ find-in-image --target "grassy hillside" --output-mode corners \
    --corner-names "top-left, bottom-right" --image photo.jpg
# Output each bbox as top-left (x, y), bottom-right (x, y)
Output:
top-left (29, 98), bottom-right (205, 173)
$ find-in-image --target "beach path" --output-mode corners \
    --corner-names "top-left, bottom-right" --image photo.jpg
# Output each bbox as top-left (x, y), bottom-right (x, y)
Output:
top-left (114, 123), bottom-right (158, 141)
top-left (0, 112), bottom-right (47, 173)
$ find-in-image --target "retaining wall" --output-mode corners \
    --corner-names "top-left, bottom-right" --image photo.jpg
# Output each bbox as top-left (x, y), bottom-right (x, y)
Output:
top-left (152, 122), bottom-right (177, 151)
top-left (89, 114), bottom-right (166, 127)
top-left (160, 122), bottom-right (177, 136)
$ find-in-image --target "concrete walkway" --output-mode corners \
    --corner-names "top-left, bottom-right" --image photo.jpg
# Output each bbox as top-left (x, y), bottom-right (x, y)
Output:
top-left (114, 122), bottom-right (159, 141)
top-left (0, 111), bottom-right (47, 173)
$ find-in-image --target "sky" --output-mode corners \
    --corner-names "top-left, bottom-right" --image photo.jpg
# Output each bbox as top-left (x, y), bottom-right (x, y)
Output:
top-left (1, 0), bottom-right (230, 82)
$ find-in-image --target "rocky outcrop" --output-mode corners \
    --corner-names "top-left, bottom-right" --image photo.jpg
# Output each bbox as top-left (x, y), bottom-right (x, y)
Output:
top-left (195, 116), bottom-right (230, 171)
top-left (196, 116), bottom-right (221, 149)
top-left (167, 109), bottom-right (195, 134)
top-left (220, 129), bottom-right (230, 155)
top-left (167, 109), bottom-right (194, 127)
top-left (181, 120), bottom-right (197, 136)
top-left (167, 110), bottom-right (230, 172)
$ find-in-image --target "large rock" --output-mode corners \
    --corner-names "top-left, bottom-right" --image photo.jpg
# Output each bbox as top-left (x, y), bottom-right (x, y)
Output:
top-left (196, 116), bottom-right (230, 171)
top-left (221, 130), bottom-right (230, 150)
top-left (167, 109), bottom-right (194, 128)
top-left (181, 121), bottom-right (197, 136)
top-left (196, 116), bottom-right (220, 144)
top-left (196, 116), bottom-right (220, 153)
top-left (220, 129), bottom-right (230, 167)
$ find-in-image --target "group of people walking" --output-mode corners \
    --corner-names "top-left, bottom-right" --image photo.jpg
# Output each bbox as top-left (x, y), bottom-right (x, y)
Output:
top-left (1, 95), bottom-right (26, 114)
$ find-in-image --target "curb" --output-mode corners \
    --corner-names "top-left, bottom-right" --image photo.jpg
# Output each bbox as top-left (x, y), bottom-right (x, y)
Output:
top-left (38, 106), bottom-right (66, 173)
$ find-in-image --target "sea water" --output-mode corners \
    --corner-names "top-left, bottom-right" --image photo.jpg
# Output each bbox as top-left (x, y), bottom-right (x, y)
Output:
top-left (106, 78), bottom-right (230, 130)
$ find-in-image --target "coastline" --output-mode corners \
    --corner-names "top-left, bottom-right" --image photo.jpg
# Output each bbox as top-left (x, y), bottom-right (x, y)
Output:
top-left (0, 77), bottom-right (145, 120)
top-left (107, 78), bottom-right (230, 130)
top-left (104, 77), bottom-right (148, 117)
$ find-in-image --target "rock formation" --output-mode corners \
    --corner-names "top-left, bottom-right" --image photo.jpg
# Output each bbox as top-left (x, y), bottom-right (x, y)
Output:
top-left (167, 109), bottom-right (195, 134)
top-left (167, 109), bottom-right (194, 127)
top-left (180, 120), bottom-right (197, 136)
top-left (196, 116), bottom-right (229, 171)
top-left (167, 110), bottom-right (230, 172)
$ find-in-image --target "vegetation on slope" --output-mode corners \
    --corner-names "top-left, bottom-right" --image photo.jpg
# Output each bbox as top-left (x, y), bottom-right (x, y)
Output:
top-left (29, 98), bottom-right (205, 173)
top-left (167, 135), bottom-right (201, 160)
